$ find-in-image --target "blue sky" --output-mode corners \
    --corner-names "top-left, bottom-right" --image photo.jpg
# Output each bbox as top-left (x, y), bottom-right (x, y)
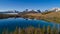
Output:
top-left (0, 0), bottom-right (60, 11)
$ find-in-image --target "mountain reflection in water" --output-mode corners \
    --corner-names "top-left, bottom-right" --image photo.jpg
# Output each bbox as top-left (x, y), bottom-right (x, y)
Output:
top-left (0, 18), bottom-right (60, 34)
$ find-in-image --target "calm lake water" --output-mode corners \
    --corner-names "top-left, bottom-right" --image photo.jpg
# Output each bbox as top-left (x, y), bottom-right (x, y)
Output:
top-left (0, 18), bottom-right (60, 33)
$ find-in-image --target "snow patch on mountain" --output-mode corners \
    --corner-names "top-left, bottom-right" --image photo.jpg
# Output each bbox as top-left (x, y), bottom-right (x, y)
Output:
top-left (48, 8), bottom-right (60, 12)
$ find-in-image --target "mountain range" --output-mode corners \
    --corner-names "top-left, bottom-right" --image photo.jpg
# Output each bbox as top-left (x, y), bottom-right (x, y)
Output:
top-left (47, 8), bottom-right (60, 12)
top-left (0, 8), bottom-right (60, 14)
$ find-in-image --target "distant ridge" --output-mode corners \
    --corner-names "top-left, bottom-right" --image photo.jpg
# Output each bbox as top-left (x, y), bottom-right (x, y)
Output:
top-left (48, 8), bottom-right (60, 12)
top-left (0, 10), bottom-right (19, 13)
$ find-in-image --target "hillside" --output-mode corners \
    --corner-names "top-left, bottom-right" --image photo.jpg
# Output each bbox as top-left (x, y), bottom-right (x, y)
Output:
top-left (0, 8), bottom-right (60, 23)
top-left (21, 11), bottom-right (60, 23)
top-left (41, 12), bottom-right (60, 23)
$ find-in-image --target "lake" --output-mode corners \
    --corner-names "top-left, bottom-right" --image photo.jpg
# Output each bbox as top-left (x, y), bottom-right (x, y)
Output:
top-left (0, 18), bottom-right (60, 33)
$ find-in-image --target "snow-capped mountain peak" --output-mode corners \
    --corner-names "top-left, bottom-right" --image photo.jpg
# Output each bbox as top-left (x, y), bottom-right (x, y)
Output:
top-left (48, 8), bottom-right (60, 12)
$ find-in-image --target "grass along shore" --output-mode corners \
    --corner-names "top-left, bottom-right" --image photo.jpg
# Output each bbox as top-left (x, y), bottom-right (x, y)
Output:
top-left (2, 25), bottom-right (60, 34)
top-left (20, 11), bottom-right (60, 23)
top-left (0, 11), bottom-right (60, 23)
